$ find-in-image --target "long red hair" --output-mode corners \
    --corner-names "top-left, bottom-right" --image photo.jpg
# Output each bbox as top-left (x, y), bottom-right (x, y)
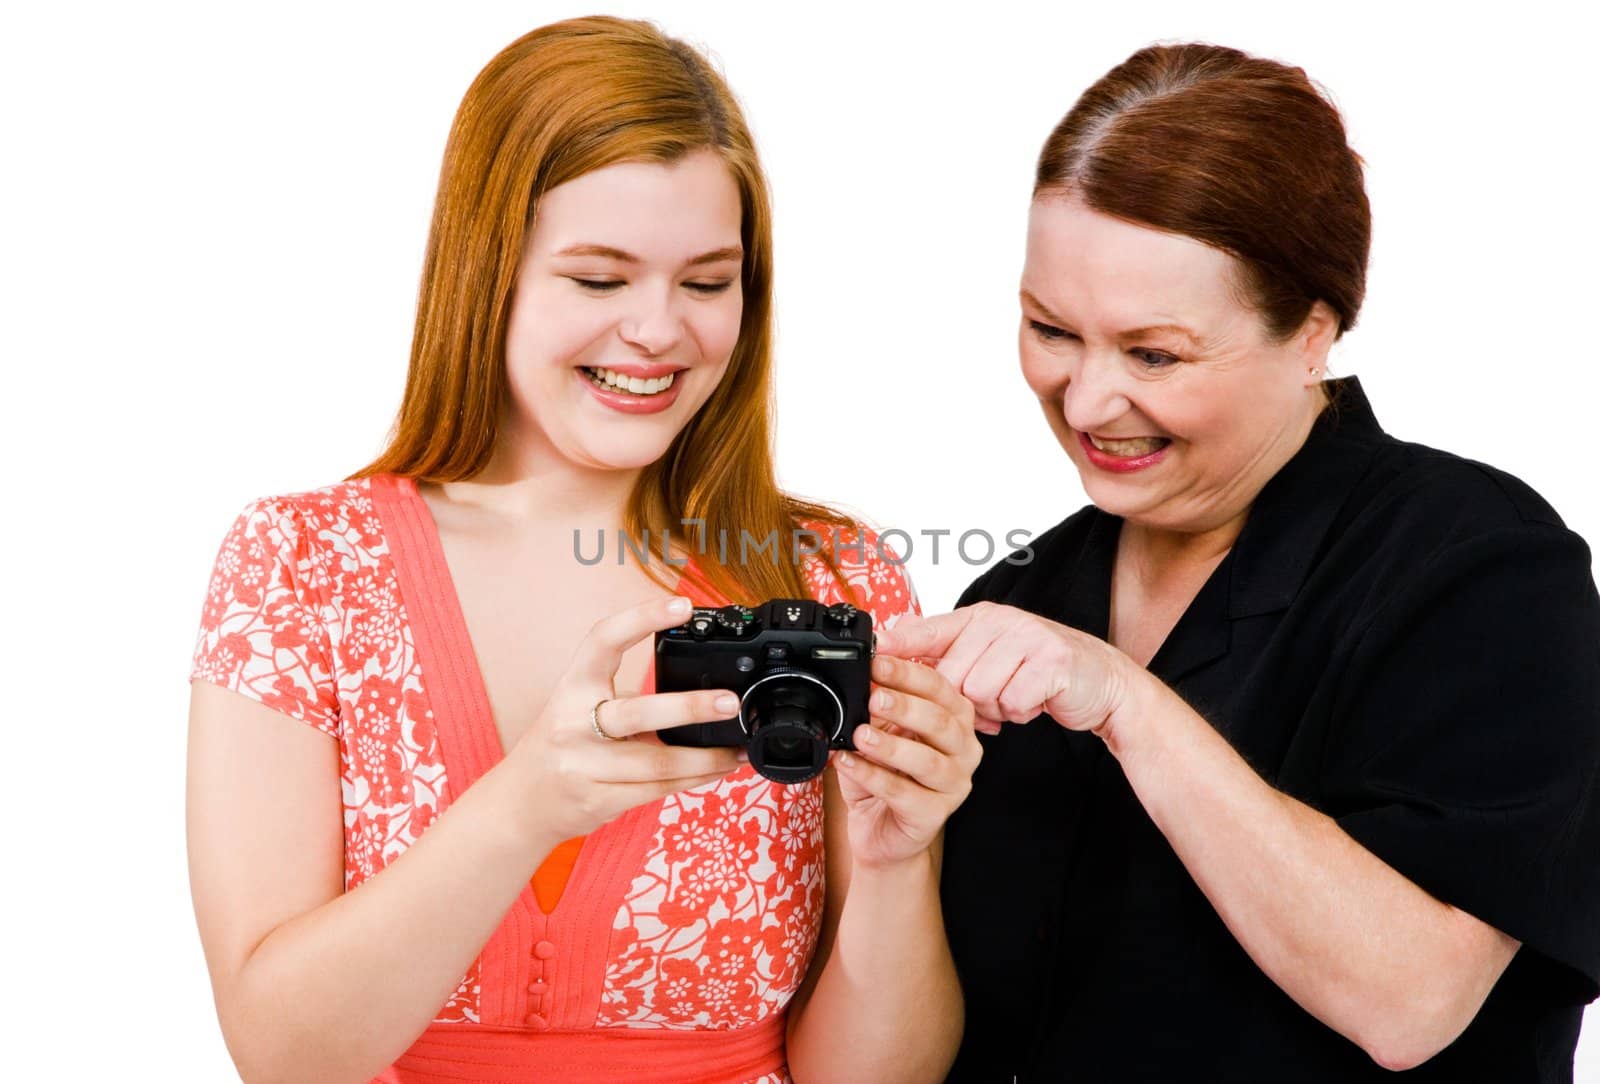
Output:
top-left (350, 17), bottom-right (854, 604)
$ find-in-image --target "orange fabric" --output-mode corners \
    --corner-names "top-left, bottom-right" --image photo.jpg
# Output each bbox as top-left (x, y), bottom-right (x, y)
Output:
top-left (193, 474), bottom-right (917, 1081)
top-left (373, 1013), bottom-right (788, 1083)
top-left (532, 835), bottom-right (586, 912)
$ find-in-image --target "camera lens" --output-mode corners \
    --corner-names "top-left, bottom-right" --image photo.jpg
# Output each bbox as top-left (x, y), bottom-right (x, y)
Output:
top-left (739, 671), bottom-right (841, 784)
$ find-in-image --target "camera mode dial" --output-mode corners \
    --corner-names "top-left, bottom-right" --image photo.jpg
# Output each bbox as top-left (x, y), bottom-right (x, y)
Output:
top-left (713, 607), bottom-right (748, 632)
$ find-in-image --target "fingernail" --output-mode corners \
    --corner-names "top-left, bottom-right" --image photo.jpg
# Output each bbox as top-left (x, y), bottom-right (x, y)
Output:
top-left (735, 748), bottom-right (749, 762)
top-left (855, 725), bottom-right (877, 746)
top-left (836, 752), bottom-right (855, 769)
top-left (872, 656), bottom-right (891, 678)
top-left (669, 597), bottom-right (692, 615)
top-left (870, 689), bottom-right (891, 712)
top-left (714, 694), bottom-right (739, 714)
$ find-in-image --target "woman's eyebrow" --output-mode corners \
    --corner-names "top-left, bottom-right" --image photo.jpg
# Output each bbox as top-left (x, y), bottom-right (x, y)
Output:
top-left (1121, 323), bottom-right (1204, 348)
top-left (553, 243), bottom-right (743, 266)
top-left (1021, 289), bottom-right (1204, 347)
top-left (1019, 288), bottom-right (1066, 324)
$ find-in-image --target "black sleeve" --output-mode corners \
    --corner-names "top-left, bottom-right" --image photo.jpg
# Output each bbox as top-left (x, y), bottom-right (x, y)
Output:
top-left (955, 563), bottom-right (999, 609)
top-left (1322, 522), bottom-right (1600, 996)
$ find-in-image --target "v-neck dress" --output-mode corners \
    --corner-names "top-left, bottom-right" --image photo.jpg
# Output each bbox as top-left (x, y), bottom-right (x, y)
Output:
top-left (189, 473), bottom-right (919, 1083)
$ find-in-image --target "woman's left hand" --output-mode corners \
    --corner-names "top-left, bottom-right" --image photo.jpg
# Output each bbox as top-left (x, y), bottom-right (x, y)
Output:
top-left (833, 653), bottom-right (982, 868)
top-left (876, 602), bottom-right (1140, 739)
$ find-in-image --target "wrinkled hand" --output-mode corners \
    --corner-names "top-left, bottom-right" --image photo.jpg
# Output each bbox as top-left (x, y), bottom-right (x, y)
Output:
top-left (876, 602), bottom-right (1136, 737)
top-left (833, 652), bottom-right (982, 869)
top-left (506, 595), bottom-right (745, 842)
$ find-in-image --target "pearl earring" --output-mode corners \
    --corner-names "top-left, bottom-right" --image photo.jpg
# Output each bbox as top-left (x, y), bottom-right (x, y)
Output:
top-left (1308, 367), bottom-right (1322, 378)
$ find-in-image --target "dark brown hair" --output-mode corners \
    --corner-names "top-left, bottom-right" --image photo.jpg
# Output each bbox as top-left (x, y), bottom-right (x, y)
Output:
top-left (350, 17), bottom-right (856, 604)
top-left (1035, 43), bottom-right (1370, 341)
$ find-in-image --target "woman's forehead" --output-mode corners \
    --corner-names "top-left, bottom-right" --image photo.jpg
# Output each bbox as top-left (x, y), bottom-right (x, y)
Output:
top-left (1023, 198), bottom-right (1243, 331)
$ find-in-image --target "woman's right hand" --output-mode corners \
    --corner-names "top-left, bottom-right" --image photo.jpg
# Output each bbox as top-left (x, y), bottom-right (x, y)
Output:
top-left (505, 594), bottom-right (747, 842)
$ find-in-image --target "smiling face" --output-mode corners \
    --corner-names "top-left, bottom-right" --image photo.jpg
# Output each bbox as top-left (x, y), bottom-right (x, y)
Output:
top-left (499, 148), bottom-right (745, 475)
top-left (1020, 194), bottom-right (1336, 538)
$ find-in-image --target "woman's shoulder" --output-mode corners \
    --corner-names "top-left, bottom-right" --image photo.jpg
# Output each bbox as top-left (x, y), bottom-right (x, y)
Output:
top-left (792, 512), bottom-right (920, 621)
top-left (204, 475), bottom-right (396, 617)
top-left (955, 504), bottom-right (1102, 608)
top-left (1340, 436), bottom-right (1578, 560)
top-left (227, 476), bottom-right (382, 536)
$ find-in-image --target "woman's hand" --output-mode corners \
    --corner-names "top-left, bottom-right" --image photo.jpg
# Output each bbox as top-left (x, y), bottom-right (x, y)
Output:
top-left (833, 652), bottom-right (983, 869)
top-left (876, 602), bottom-right (1141, 741)
top-left (505, 595), bottom-right (746, 843)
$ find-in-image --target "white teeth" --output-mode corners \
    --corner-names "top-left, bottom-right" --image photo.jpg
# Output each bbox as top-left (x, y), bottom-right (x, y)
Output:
top-left (585, 368), bottom-right (676, 394)
top-left (1089, 434), bottom-right (1168, 456)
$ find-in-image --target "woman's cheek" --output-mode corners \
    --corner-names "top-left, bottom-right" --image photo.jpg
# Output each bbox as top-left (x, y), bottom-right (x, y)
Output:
top-left (1019, 340), bottom-right (1065, 402)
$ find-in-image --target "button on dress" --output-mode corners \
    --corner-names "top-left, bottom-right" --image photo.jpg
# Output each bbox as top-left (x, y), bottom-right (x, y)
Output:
top-left (191, 473), bottom-right (919, 1083)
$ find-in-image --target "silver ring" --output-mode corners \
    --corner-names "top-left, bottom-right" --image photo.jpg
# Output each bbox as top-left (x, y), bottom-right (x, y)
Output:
top-left (589, 698), bottom-right (624, 742)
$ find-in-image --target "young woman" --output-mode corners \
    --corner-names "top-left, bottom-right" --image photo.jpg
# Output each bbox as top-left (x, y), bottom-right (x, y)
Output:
top-left (186, 18), bottom-right (976, 1083)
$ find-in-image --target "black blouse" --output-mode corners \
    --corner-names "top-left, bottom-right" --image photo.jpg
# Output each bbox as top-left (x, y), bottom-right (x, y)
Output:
top-left (940, 378), bottom-right (1600, 1082)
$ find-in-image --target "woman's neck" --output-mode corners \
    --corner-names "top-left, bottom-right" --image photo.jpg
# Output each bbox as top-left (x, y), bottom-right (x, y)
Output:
top-left (1117, 514), bottom-right (1244, 591)
top-left (436, 438), bottom-right (640, 530)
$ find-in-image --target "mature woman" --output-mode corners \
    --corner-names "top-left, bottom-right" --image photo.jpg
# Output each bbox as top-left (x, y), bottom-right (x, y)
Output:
top-left (881, 44), bottom-right (1600, 1082)
top-left (186, 18), bottom-right (974, 1083)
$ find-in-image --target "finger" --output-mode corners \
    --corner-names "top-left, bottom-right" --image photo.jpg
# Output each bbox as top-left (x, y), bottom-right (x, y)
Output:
top-left (596, 689), bottom-right (741, 739)
top-left (852, 723), bottom-right (965, 795)
top-left (875, 609), bottom-right (977, 661)
top-left (572, 595), bottom-right (695, 684)
top-left (988, 620), bottom-right (1077, 725)
top-left (866, 671), bottom-right (968, 759)
top-left (591, 741), bottom-right (745, 785)
top-left (958, 635), bottom-right (1030, 724)
top-left (871, 654), bottom-right (973, 733)
top-left (929, 605), bottom-right (1009, 695)
top-left (833, 749), bottom-right (919, 807)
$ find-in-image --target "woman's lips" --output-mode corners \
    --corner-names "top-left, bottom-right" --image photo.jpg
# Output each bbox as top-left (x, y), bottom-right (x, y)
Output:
top-left (1077, 430), bottom-right (1171, 473)
top-left (577, 366), bottom-right (686, 415)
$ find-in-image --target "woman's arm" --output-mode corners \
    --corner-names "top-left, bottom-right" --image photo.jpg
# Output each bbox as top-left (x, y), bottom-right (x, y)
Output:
top-left (883, 605), bottom-right (1519, 1073)
top-left (188, 595), bottom-right (742, 1084)
top-left (189, 683), bottom-right (566, 1084)
top-left (1112, 674), bottom-right (1517, 1071)
top-left (785, 654), bottom-right (975, 1084)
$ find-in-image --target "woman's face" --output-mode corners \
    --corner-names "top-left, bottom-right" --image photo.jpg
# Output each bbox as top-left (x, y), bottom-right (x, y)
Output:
top-left (501, 148), bottom-right (745, 474)
top-left (1020, 195), bottom-right (1333, 537)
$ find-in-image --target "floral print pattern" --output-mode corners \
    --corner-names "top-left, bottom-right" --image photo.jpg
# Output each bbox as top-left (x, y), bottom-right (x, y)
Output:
top-left (190, 480), bottom-right (917, 1048)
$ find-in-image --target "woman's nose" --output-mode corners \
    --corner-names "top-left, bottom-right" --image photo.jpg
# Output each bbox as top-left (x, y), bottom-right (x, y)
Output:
top-left (618, 287), bottom-right (684, 357)
top-left (1060, 351), bottom-right (1132, 434)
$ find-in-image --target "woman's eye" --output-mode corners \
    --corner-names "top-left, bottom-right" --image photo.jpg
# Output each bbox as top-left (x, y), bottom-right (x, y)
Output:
top-left (568, 277), bottom-right (622, 293)
top-left (1131, 348), bottom-right (1180, 369)
top-left (1028, 319), bottom-right (1073, 342)
top-left (685, 280), bottom-right (735, 296)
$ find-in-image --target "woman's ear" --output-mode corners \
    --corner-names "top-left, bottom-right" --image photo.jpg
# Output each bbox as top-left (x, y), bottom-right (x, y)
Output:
top-left (1298, 300), bottom-right (1341, 384)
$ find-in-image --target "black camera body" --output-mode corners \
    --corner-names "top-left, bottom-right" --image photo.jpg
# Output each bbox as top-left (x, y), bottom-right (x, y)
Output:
top-left (655, 599), bottom-right (873, 783)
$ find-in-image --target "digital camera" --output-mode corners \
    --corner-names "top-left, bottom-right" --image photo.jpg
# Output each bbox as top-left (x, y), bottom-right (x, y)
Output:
top-left (655, 598), bottom-right (873, 784)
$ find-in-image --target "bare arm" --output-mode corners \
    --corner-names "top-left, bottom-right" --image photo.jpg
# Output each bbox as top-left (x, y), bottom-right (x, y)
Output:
top-left (1110, 675), bottom-right (1517, 1071)
top-left (884, 605), bottom-right (1519, 1073)
top-left (187, 682), bottom-right (566, 1083)
top-left (187, 595), bottom-right (742, 1084)
top-left (785, 654), bottom-right (974, 1084)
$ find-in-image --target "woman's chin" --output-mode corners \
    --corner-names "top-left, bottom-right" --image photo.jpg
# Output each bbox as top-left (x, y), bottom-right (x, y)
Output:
top-left (1078, 477), bottom-right (1165, 526)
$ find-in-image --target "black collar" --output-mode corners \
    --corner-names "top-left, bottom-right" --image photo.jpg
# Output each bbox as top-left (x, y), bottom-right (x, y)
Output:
top-left (1227, 376), bottom-right (1385, 618)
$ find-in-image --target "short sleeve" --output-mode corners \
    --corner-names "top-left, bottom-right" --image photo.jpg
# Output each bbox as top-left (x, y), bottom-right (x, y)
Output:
top-left (1322, 523), bottom-right (1600, 994)
top-left (189, 499), bottom-right (341, 736)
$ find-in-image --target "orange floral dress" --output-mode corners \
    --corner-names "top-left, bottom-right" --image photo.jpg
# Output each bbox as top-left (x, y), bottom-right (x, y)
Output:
top-left (189, 473), bottom-right (919, 1083)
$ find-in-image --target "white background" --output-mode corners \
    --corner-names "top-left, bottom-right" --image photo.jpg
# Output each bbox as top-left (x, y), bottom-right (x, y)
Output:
top-left (5, 1), bottom-right (1598, 1079)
